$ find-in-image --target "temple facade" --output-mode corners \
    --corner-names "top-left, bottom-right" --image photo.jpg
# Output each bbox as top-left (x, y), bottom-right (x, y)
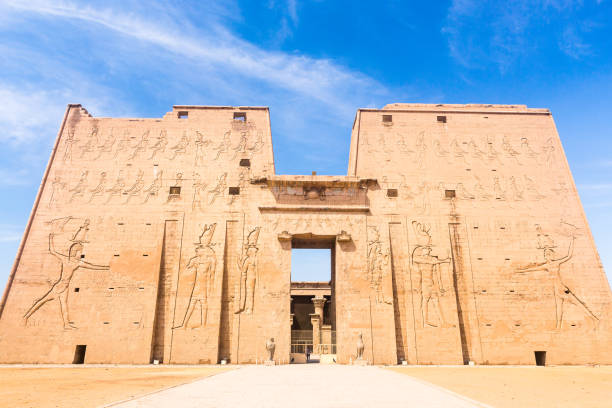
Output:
top-left (0, 103), bottom-right (610, 365)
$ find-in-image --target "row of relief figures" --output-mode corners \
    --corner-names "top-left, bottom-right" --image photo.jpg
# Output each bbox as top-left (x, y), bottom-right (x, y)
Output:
top-left (22, 217), bottom-right (262, 330)
top-left (362, 131), bottom-right (558, 168)
top-left (386, 174), bottom-right (574, 213)
top-left (61, 126), bottom-right (265, 164)
top-left (366, 221), bottom-right (600, 330)
top-left (47, 167), bottom-right (250, 208)
top-left (22, 216), bottom-right (599, 331)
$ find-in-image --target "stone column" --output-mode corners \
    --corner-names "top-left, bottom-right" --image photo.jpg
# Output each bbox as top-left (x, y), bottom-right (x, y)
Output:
top-left (310, 314), bottom-right (321, 353)
top-left (312, 296), bottom-right (326, 324)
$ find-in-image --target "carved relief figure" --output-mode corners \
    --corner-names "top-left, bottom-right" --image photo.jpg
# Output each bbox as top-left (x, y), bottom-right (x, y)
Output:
top-left (94, 131), bottom-right (116, 160)
top-left (192, 173), bottom-right (207, 211)
top-left (502, 135), bottom-right (521, 165)
top-left (520, 137), bottom-right (538, 159)
top-left (123, 170), bottom-right (144, 203)
top-left (114, 131), bottom-right (131, 159)
top-left (542, 138), bottom-right (555, 167)
top-left (63, 129), bottom-right (78, 162)
top-left (468, 138), bottom-right (485, 159)
top-left (170, 131), bottom-right (189, 160)
top-left (79, 137), bottom-right (95, 159)
top-left (143, 170), bottom-right (163, 203)
top-left (129, 131), bottom-right (149, 160)
top-left (174, 224), bottom-right (217, 329)
top-left (48, 175), bottom-right (66, 208)
top-left (23, 218), bottom-right (109, 329)
top-left (367, 227), bottom-right (391, 304)
top-left (515, 229), bottom-right (598, 328)
top-left (208, 173), bottom-right (227, 205)
top-left (411, 221), bottom-right (451, 328)
top-left (433, 139), bottom-right (449, 159)
top-left (235, 227), bottom-right (261, 314)
top-left (247, 130), bottom-right (264, 153)
top-left (450, 139), bottom-right (468, 164)
top-left (232, 131), bottom-right (248, 159)
top-left (105, 171), bottom-right (126, 203)
top-left (194, 131), bottom-right (211, 166)
top-left (149, 130), bottom-right (168, 160)
top-left (68, 171), bottom-right (88, 203)
top-left (87, 172), bottom-right (107, 203)
top-left (214, 131), bottom-right (232, 160)
top-left (415, 131), bottom-right (427, 169)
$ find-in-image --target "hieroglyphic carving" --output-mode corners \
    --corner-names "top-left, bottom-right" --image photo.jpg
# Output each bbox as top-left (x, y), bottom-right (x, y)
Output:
top-left (143, 170), bottom-right (163, 203)
top-left (23, 218), bottom-right (109, 329)
top-left (68, 171), bottom-right (88, 203)
top-left (174, 224), bottom-right (217, 329)
top-left (79, 137), bottom-right (95, 159)
top-left (508, 176), bottom-right (524, 201)
top-left (524, 175), bottom-right (546, 199)
top-left (208, 173), bottom-right (227, 205)
top-left (411, 221), bottom-right (451, 328)
top-left (87, 172), bottom-right (107, 203)
top-left (493, 176), bottom-right (506, 201)
top-left (520, 137), bottom-right (538, 159)
top-left (192, 173), bottom-right (207, 211)
top-left (149, 130), bottom-right (168, 160)
top-left (235, 227), bottom-right (261, 314)
top-left (247, 130), bottom-right (265, 153)
top-left (515, 225), bottom-right (598, 328)
top-left (450, 139), bottom-right (468, 164)
top-left (232, 131), bottom-right (248, 159)
top-left (433, 139), bottom-right (449, 159)
top-left (502, 136), bottom-right (521, 165)
top-left (415, 131), bottom-right (427, 169)
top-left (367, 226), bottom-right (391, 304)
top-left (485, 135), bottom-right (503, 165)
top-left (105, 171), bottom-right (125, 203)
top-left (472, 176), bottom-right (492, 201)
top-left (468, 138), bottom-right (485, 159)
top-left (123, 170), bottom-right (144, 203)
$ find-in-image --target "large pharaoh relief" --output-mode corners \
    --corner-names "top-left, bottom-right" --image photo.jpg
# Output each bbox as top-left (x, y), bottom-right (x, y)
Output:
top-left (367, 226), bottom-right (392, 305)
top-left (234, 227), bottom-right (261, 315)
top-left (410, 221), bottom-right (453, 328)
top-left (23, 217), bottom-right (109, 329)
top-left (514, 222), bottom-right (599, 329)
top-left (174, 224), bottom-right (217, 329)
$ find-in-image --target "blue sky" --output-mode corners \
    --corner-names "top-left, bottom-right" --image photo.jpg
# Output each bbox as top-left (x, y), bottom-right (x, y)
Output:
top-left (0, 0), bottom-right (611, 285)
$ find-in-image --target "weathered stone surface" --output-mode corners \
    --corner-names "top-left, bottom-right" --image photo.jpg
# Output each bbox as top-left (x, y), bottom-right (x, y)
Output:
top-left (0, 103), bottom-right (610, 365)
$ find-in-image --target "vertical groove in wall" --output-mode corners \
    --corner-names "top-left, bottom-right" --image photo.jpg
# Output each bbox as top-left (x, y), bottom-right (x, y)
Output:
top-left (389, 223), bottom-right (407, 363)
top-left (151, 220), bottom-right (179, 363)
top-left (448, 223), bottom-right (471, 364)
top-left (218, 220), bottom-right (238, 363)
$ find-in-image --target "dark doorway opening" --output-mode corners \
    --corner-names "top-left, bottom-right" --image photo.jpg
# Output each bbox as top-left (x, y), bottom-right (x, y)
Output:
top-left (73, 345), bottom-right (87, 364)
top-left (290, 234), bottom-right (336, 364)
top-left (534, 351), bottom-right (546, 366)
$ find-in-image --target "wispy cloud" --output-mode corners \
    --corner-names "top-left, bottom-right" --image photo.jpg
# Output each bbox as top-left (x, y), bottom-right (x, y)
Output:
top-left (442, 0), bottom-right (603, 72)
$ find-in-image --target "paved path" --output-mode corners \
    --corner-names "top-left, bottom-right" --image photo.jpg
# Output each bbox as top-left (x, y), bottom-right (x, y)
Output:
top-left (109, 365), bottom-right (490, 408)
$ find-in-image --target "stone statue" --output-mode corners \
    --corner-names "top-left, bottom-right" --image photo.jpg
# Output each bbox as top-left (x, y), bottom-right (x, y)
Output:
top-left (356, 332), bottom-right (364, 360)
top-left (266, 337), bottom-right (275, 361)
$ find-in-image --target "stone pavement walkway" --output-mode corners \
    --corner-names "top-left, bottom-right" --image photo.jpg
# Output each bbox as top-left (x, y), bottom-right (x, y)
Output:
top-left (108, 364), bottom-right (491, 408)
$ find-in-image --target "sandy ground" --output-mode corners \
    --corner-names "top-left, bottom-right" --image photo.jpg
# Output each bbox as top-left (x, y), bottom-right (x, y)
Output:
top-left (388, 365), bottom-right (612, 408)
top-left (0, 365), bottom-right (234, 408)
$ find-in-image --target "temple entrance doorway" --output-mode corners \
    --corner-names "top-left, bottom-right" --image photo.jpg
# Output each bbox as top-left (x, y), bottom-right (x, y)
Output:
top-left (290, 235), bottom-right (336, 364)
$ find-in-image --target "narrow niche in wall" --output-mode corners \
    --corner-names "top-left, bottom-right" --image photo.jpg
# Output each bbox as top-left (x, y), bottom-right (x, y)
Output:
top-left (73, 345), bottom-right (87, 364)
top-left (534, 351), bottom-right (546, 366)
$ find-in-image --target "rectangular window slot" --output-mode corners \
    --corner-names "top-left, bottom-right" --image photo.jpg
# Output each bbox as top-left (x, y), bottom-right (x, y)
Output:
top-left (108, 287), bottom-right (115, 290)
top-left (486, 323), bottom-right (492, 327)
top-left (571, 324), bottom-right (576, 327)
top-left (534, 351), bottom-right (546, 366)
top-left (169, 186), bottom-right (181, 195)
top-left (482, 289), bottom-right (487, 293)
top-left (239, 158), bottom-right (251, 167)
top-left (445, 189), bottom-right (456, 199)
top-left (103, 322), bottom-right (110, 325)
top-left (473, 226), bottom-right (478, 229)
top-left (505, 258), bottom-right (511, 260)
top-left (477, 257), bottom-right (483, 260)
top-left (500, 226), bottom-right (506, 230)
top-left (145, 223), bottom-right (151, 226)
top-left (492, 169), bottom-right (497, 172)
top-left (437, 115), bottom-right (447, 123)
top-left (143, 254), bottom-right (148, 257)
top-left (178, 111), bottom-right (188, 119)
top-left (382, 114), bottom-right (393, 123)
top-left (509, 289), bottom-right (515, 293)
top-left (229, 187), bottom-right (240, 195)
top-left (118, 222), bottom-right (124, 226)
top-left (114, 254), bottom-right (120, 257)
top-left (80, 254), bottom-right (85, 259)
top-left (73, 345), bottom-right (86, 364)
top-left (514, 323), bottom-right (521, 327)
top-left (74, 288), bottom-right (80, 293)
top-left (234, 112), bottom-right (246, 121)
top-left (466, 168), bottom-right (471, 171)
top-left (138, 287), bottom-right (145, 290)
top-left (386, 189), bottom-right (398, 198)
